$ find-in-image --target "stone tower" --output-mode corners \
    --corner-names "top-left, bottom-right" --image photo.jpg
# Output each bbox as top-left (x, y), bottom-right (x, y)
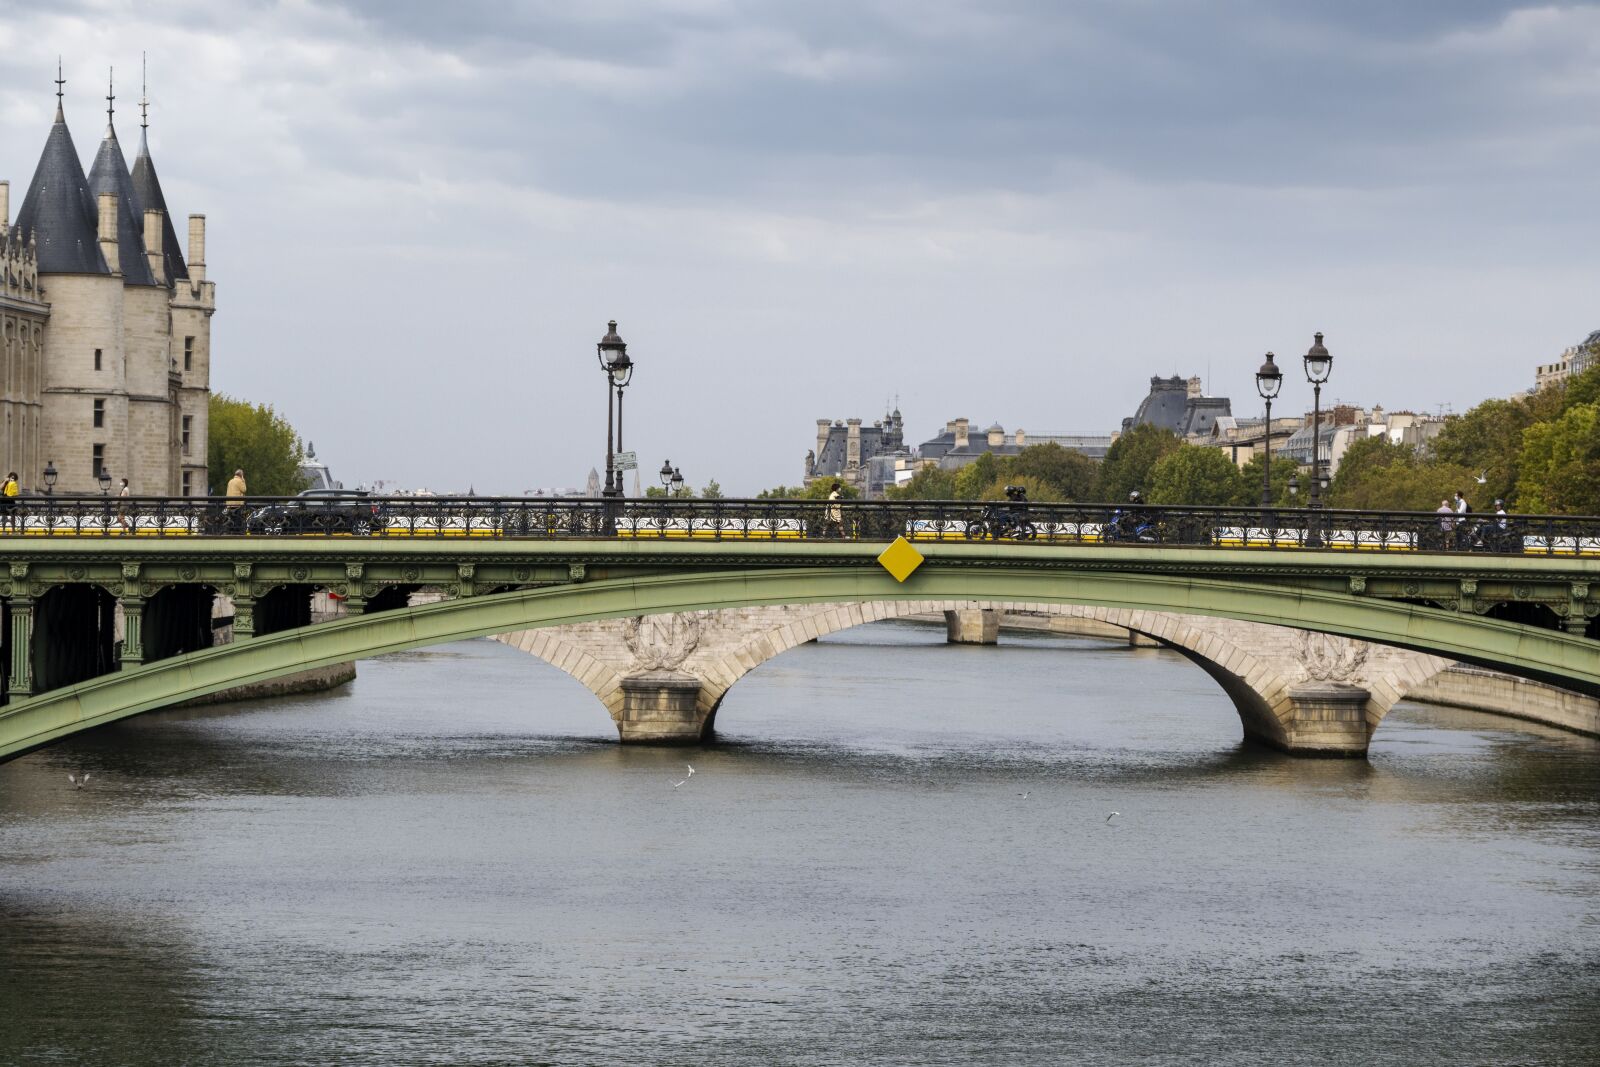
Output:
top-left (6, 69), bottom-right (213, 496)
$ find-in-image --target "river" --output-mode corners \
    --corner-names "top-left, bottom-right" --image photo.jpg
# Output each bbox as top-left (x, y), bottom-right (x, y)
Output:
top-left (1, 622), bottom-right (1597, 1065)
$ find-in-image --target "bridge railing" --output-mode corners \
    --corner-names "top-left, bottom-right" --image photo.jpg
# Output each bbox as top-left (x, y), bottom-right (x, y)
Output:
top-left (1, 494), bottom-right (1595, 556)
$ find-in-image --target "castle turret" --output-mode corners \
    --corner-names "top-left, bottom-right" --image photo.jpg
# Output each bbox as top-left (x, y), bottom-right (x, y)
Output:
top-left (13, 77), bottom-right (108, 275)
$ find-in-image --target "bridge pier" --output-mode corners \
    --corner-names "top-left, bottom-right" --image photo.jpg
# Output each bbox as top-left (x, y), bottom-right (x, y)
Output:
top-left (945, 608), bottom-right (999, 645)
top-left (6, 595), bottom-right (30, 700)
top-left (616, 670), bottom-right (711, 744)
top-left (1280, 683), bottom-right (1373, 757)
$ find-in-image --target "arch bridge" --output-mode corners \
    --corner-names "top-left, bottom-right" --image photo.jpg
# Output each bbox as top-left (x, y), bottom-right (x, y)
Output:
top-left (0, 499), bottom-right (1596, 763)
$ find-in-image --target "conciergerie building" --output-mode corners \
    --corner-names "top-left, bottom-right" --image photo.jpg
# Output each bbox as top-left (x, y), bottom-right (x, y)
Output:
top-left (0, 68), bottom-right (214, 496)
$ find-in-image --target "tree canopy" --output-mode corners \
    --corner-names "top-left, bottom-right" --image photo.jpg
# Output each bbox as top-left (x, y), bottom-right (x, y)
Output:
top-left (207, 394), bottom-right (307, 496)
top-left (1147, 446), bottom-right (1245, 506)
top-left (1096, 425), bottom-right (1182, 502)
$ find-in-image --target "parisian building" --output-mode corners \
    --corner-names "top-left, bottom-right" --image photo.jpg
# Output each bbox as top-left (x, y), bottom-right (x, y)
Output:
top-left (0, 73), bottom-right (213, 495)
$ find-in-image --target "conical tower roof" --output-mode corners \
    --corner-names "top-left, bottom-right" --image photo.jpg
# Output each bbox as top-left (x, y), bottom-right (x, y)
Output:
top-left (13, 90), bottom-right (109, 275)
top-left (129, 129), bottom-right (188, 284)
top-left (87, 99), bottom-right (158, 286)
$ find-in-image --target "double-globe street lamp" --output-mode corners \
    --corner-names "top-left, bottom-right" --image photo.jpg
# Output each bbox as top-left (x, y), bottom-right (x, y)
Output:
top-left (658, 460), bottom-right (684, 495)
top-left (1301, 331), bottom-right (1333, 548)
top-left (597, 320), bottom-right (634, 500)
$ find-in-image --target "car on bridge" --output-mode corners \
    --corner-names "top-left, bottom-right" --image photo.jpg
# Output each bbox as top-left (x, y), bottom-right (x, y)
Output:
top-left (244, 489), bottom-right (386, 536)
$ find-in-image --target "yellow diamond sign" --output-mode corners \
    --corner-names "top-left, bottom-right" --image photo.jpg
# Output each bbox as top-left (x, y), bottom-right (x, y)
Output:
top-left (877, 536), bottom-right (925, 583)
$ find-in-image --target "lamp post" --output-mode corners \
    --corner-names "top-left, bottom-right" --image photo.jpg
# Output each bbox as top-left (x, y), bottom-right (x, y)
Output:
top-left (597, 320), bottom-right (633, 499)
top-left (1302, 332), bottom-right (1332, 508)
top-left (42, 460), bottom-right (57, 495)
top-left (98, 470), bottom-right (112, 495)
top-left (1254, 351), bottom-right (1282, 506)
top-left (659, 461), bottom-right (685, 496)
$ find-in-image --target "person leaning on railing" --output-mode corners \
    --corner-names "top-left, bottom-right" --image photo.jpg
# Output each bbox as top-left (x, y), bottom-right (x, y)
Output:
top-left (225, 469), bottom-right (248, 533)
top-left (0, 471), bottom-right (17, 533)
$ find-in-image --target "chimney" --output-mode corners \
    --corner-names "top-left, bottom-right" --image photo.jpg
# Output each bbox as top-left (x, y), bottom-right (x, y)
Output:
top-left (0, 180), bottom-right (9, 232)
top-left (846, 418), bottom-right (862, 468)
top-left (1014, 429), bottom-right (1026, 447)
top-left (187, 214), bottom-right (206, 282)
top-left (954, 418), bottom-right (969, 450)
top-left (1187, 375), bottom-right (1203, 399)
top-left (143, 209), bottom-right (166, 286)
top-left (987, 424), bottom-right (1004, 448)
top-left (945, 419), bottom-right (956, 435)
top-left (816, 418), bottom-right (831, 459)
top-left (97, 193), bottom-right (119, 276)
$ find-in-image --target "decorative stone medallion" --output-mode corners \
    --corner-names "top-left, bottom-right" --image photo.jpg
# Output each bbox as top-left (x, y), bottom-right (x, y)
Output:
top-left (1296, 631), bottom-right (1370, 683)
top-left (178, 563), bottom-right (198, 582)
top-left (290, 565), bottom-right (310, 582)
top-left (624, 612), bottom-right (704, 671)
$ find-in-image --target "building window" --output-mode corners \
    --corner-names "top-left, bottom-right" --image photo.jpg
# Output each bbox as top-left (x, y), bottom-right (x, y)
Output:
top-left (94, 348), bottom-right (102, 371)
top-left (92, 398), bottom-right (105, 428)
top-left (92, 444), bottom-right (105, 478)
top-left (183, 336), bottom-right (194, 371)
top-left (182, 471), bottom-right (192, 497)
top-left (182, 415), bottom-right (192, 454)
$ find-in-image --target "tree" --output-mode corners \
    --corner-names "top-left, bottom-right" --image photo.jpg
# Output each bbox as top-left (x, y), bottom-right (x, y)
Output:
top-left (700, 479), bottom-right (724, 499)
top-left (1097, 425), bottom-right (1181, 502)
top-left (1431, 398), bottom-right (1536, 508)
top-left (953, 452), bottom-right (1006, 499)
top-left (1326, 434), bottom-right (1474, 511)
top-left (1516, 403), bottom-right (1600, 514)
top-left (1011, 442), bottom-right (1098, 501)
top-left (886, 465), bottom-right (959, 500)
top-left (207, 394), bottom-right (307, 496)
top-left (1146, 446), bottom-right (1243, 506)
top-left (1233, 454), bottom-right (1303, 507)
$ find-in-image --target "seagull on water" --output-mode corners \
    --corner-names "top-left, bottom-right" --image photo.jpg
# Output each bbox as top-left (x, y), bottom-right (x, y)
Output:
top-left (67, 772), bottom-right (90, 789)
top-left (1106, 812), bottom-right (1120, 823)
top-left (1017, 791), bottom-right (1030, 799)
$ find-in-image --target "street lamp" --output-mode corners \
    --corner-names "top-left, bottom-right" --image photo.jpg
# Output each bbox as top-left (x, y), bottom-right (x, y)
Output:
top-left (98, 470), bottom-right (112, 495)
top-left (1287, 473), bottom-right (1299, 499)
top-left (671, 467), bottom-right (684, 495)
top-left (659, 460), bottom-right (674, 488)
top-left (1254, 351), bottom-right (1282, 506)
top-left (1302, 332), bottom-right (1332, 510)
top-left (658, 460), bottom-right (685, 495)
top-left (42, 460), bottom-right (57, 495)
top-left (597, 320), bottom-right (633, 499)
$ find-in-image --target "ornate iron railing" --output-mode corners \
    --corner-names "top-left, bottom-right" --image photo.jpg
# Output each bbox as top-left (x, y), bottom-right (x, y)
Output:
top-left (1, 494), bottom-right (1595, 556)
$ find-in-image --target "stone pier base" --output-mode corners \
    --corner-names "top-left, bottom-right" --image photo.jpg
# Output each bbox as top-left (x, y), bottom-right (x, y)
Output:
top-left (945, 608), bottom-right (999, 645)
top-left (1279, 682), bottom-right (1372, 757)
top-left (616, 670), bottom-right (710, 744)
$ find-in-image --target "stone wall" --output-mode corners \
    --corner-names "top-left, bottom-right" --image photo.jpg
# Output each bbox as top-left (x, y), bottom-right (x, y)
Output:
top-left (1405, 665), bottom-right (1600, 738)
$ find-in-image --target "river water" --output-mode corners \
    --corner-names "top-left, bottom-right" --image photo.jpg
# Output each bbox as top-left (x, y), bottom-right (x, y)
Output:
top-left (1, 622), bottom-right (1597, 1066)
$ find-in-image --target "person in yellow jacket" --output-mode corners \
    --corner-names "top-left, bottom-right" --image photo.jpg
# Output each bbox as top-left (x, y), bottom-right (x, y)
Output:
top-left (0, 471), bottom-right (16, 533)
top-left (225, 469), bottom-right (247, 532)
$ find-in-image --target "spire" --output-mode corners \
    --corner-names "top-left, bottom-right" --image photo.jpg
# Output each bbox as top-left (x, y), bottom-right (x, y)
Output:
top-left (14, 67), bottom-right (110, 275)
top-left (105, 66), bottom-right (114, 135)
top-left (87, 69), bottom-right (157, 286)
top-left (128, 60), bottom-right (187, 284)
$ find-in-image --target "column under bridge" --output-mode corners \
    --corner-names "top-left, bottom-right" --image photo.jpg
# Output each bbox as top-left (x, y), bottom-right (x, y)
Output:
top-left (494, 602), bottom-right (1452, 757)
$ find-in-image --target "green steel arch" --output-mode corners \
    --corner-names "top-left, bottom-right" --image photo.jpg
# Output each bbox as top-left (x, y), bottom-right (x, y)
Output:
top-left (1, 563), bottom-right (1597, 762)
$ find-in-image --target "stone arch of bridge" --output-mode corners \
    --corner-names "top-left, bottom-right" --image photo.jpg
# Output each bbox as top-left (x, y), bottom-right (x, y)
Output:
top-left (0, 564), bottom-right (1590, 763)
top-left (494, 601), bottom-right (1451, 753)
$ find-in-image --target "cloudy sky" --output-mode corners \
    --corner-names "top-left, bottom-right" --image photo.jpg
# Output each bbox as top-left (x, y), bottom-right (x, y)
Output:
top-left (1, 1), bottom-right (1597, 493)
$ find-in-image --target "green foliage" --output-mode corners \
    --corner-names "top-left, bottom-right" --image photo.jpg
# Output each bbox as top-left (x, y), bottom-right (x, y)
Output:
top-left (1097, 425), bottom-right (1181, 502)
top-left (977, 474), bottom-right (1052, 501)
top-left (953, 453), bottom-right (1003, 500)
top-left (700, 479), bottom-right (724, 499)
top-left (1328, 433), bottom-right (1475, 511)
top-left (886, 465), bottom-right (959, 500)
top-left (1516, 403), bottom-right (1600, 514)
top-left (1431, 399), bottom-right (1533, 507)
top-left (1235, 454), bottom-right (1303, 507)
top-left (1146, 446), bottom-right (1244, 506)
top-left (207, 393), bottom-right (307, 496)
top-left (1010, 441), bottom-right (1098, 501)
top-left (756, 481), bottom-right (858, 500)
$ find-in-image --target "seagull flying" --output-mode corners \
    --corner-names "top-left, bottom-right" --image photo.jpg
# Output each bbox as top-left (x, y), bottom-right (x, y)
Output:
top-left (1017, 791), bottom-right (1030, 799)
top-left (673, 779), bottom-right (688, 788)
top-left (67, 772), bottom-right (90, 789)
top-left (1106, 812), bottom-right (1120, 823)
top-left (685, 763), bottom-right (695, 777)
top-left (1475, 471), bottom-right (1488, 485)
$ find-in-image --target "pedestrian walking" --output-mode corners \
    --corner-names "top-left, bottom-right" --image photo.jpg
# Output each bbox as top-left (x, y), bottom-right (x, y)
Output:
top-left (826, 481), bottom-right (844, 539)
top-left (117, 477), bottom-right (131, 532)
top-left (0, 471), bottom-right (17, 533)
